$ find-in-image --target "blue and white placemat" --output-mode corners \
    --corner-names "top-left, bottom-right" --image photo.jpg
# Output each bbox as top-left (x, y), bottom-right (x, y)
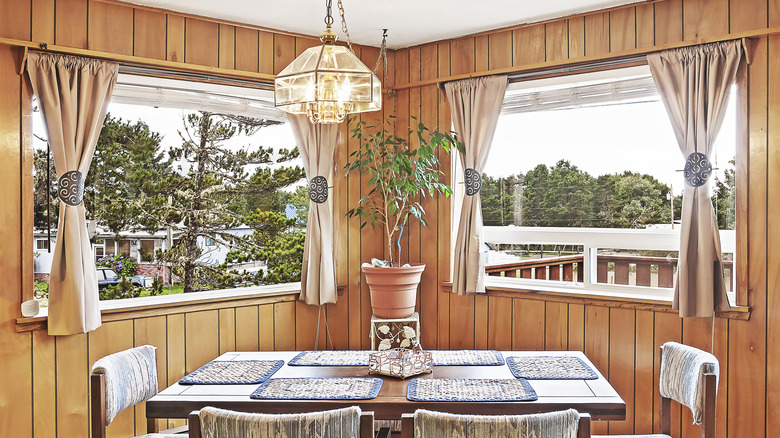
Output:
top-left (506, 356), bottom-right (598, 380)
top-left (250, 377), bottom-right (383, 400)
top-left (407, 378), bottom-right (537, 402)
top-left (179, 360), bottom-right (284, 385)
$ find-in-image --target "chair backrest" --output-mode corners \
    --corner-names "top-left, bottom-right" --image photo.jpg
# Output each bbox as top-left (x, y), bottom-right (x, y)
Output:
top-left (187, 406), bottom-right (374, 438)
top-left (400, 408), bottom-right (590, 438)
top-left (658, 342), bottom-right (719, 438)
top-left (90, 345), bottom-right (160, 438)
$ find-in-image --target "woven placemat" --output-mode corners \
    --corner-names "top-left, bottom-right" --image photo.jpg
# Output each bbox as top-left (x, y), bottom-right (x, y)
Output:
top-left (407, 378), bottom-right (537, 402)
top-left (507, 356), bottom-right (598, 380)
top-left (288, 350), bottom-right (504, 366)
top-left (179, 360), bottom-right (284, 385)
top-left (250, 377), bottom-right (383, 400)
top-left (431, 350), bottom-right (504, 366)
top-left (288, 350), bottom-right (372, 366)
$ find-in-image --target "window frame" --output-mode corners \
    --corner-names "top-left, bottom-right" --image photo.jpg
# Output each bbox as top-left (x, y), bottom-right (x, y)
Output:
top-left (465, 59), bottom-right (749, 309)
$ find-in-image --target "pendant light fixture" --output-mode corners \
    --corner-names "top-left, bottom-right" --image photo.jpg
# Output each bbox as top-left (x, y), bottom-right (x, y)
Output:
top-left (274, 0), bottom-right (382, 124)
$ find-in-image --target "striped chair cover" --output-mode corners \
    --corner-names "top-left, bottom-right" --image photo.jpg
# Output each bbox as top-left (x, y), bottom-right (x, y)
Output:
top-left (199, 406), bottom-right (362, 438)
top-left (659, 341), bottom-right (719, 424)
top-left (413, 408), bottom-right (580, 438)
top-left (91, 345), bottom-right (159, 426)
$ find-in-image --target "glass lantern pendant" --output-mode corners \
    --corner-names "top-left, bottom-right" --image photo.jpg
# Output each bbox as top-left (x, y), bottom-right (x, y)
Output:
top-left (274, 24), bottom-right (381, 124)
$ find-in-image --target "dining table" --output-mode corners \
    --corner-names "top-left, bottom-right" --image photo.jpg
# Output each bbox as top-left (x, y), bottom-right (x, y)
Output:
top-left (146, 350), bottom-right (626, 422)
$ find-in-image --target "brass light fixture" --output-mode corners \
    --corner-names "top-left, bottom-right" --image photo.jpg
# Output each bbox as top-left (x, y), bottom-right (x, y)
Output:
top-left (274, 0), bottom-right (382, 124)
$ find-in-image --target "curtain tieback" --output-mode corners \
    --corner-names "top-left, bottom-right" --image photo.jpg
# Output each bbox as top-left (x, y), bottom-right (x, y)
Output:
top-left (464, 168), bottom-right (482, 196)
top-left (58, 170), bottom-right (85, 206)
top-left (684, 152), bottom-right (712, 187)
top-left (308, 176), bottom-right (329, 203)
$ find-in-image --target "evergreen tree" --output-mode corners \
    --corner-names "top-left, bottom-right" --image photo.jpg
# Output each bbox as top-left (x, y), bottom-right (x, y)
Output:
top-left (33, 147), bottom-right (58, 230)
top-left (712, 157), bottom-right (736, 230)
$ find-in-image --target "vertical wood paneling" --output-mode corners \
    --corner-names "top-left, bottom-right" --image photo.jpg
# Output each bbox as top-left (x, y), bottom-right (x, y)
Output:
top-left (273, 34), bottom-right (295, 75)
top-left (654, 0), bottom-right (683, 45)
top-left (185, 311), bottom-right (220, 372)
top-left (258, 30), bottom-right (274, 74)
top-left (727, 34), bottom-right (769, 438)
top-left (235, 27), bottom-right (259, 72)
top-left (513, 25), bottom-right (545, 65)
top-left (295, 300), bottom-right (324, 350)
top-left (610, 7), bottom-right (636, 52)
top-left (166, 15), bottom-right (185, 62)
top-left (634, 310), bottom-right (655, 434)
top-left (235, 306), bottom-right (259, 351)
top-left (636, 4), bottom-right (655, 48)
top-left (218, 308), bottom-right (236, 354)
top-left (408, 47), bottom-right (421, 271)
top-left (608, 308), bottom-right (635, 434)
top-left (185, 18), bottom-right (219, 67)
top-left (0, 44), bottom-right (32, 438)
top-left (773, 0), bottom-right (780, 27)
top-left (274, 301), bottom-right (296, 350)
top-left (133, 9), bottom-right (166, 60)
top-left (684, 0), bottom-right (729, 40)
top-left (584, 13), bottom-right (610, 56)
top-left (544, 302), bottom-right (567, 350)
top-left (512, 299), bottom-right (545, 350)
top-left (165, 313), bottom-right (185, 429)
top-left (654, 312), bottom-right (682, 434)
top-left (474, 295), bottom-right (489, 349)
top-left (449, 294), bottom-right (475, 349)
top-left (56, 334), bottom-right (89, 437)
top-left (488, 30), bottom-right (512, 69)
top-left (0, 0), bottom-right (30, 40)
top-left (584, 306), bottom-right (610, 434)
top-left (767, 34), bottom-right (780, 438)
top-left (567, 303), bottom-right (585, 351)
top-left (436, 41), bottom-right (451, 350)
top-left (487, 296), bottom-right (512, 350)
top-left (730, 0), bottom-right (767, 32)
top-left (545, 21), bottom-right (568, 62)
top-left (218, 24), bottom-right (235, 69)
top-left (89, 2), bottom-right (133, 55)
top-left (258, 304), bottom-right (275, 350)
top-left (55, 0), bottom-right (87, 48)
top-left (32, 331), bottom-right (56, 438)
top-left (568, 17), bottom-right (586, 58)
top-left (450, 37), bottom-right (474, 75)
top-left (32, 0), bottom-right (55, 43)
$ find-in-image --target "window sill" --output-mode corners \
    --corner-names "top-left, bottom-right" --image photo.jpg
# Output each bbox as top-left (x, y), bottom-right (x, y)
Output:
top-left (15, 282), bottom-right (303, 333)
top-left (441, 278), bottom-right (750, 320)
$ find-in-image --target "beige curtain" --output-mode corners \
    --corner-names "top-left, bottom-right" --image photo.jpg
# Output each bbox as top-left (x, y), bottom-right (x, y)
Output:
top-left (27, 52), bottom-right (118, 335)
top-left (289, 115), bottom-right (339, 305)
top-left (445, 75), bottom-right (508, 295)
top-left (647, 40), bottom-right (743, 317)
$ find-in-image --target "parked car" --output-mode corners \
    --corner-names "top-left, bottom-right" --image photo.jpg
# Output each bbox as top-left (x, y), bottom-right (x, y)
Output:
top-left (97, 267), bottom-right (144, 291)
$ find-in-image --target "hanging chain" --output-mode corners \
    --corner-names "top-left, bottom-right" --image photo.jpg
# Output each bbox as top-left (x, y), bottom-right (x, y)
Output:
top-left (324, 0), bottom-right (334, 27)
top-left (336, 0), bottom-right (354, 53)
top-left (373, 29), bottom-right (388, 81)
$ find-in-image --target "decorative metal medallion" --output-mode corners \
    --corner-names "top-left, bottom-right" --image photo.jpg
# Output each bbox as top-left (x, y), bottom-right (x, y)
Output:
top-left (464, 168), bottom-right (482, 196)
top-left (58, 170), bottom-right (85, 206)
top-left (308, 176), bottom-right (329, 203)
top-left (683, 152), bottom-right (712, 187)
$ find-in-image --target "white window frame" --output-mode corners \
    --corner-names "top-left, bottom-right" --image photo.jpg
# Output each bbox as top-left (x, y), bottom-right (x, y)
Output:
top-left (475, 63), bottom-right (739, 303)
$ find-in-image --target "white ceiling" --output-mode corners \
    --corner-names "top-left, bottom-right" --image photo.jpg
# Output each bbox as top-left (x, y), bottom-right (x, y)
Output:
top-left (122, 0), bottom-right (644, 49)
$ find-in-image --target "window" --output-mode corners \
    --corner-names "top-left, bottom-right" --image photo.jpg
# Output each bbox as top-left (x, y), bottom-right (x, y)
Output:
top-left (32, 72), bottom-right (307, 303)
top-left (35, 239), bottom-right (49, 250)
top-left (480, 65), bottom-right (738, 301)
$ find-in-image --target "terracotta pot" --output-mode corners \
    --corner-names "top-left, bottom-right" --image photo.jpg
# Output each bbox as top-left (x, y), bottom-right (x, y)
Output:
top-left (362, 264), bottom-right (425, 318)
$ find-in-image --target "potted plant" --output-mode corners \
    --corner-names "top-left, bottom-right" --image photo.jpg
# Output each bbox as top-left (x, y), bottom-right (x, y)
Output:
top-left (344, 116), bottom-right (461, 318)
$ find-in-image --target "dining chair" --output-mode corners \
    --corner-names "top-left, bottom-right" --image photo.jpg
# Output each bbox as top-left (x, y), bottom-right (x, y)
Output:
top-left (91, 345), bottom-right (186, 438)
top-left (187, 406), bottom-right (374, 438)
top-left (593, 341), bottom-right (719, 438)
top-left (400, 408), bottom-right (590, 438)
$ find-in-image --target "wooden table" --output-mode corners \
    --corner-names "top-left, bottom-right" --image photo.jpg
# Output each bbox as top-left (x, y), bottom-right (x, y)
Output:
top-left (147, 350), bottom-right (625, 421)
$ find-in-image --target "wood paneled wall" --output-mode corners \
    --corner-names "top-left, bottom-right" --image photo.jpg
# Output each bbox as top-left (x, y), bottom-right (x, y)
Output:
top-left (0, 0), bottom-right (778, 437)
